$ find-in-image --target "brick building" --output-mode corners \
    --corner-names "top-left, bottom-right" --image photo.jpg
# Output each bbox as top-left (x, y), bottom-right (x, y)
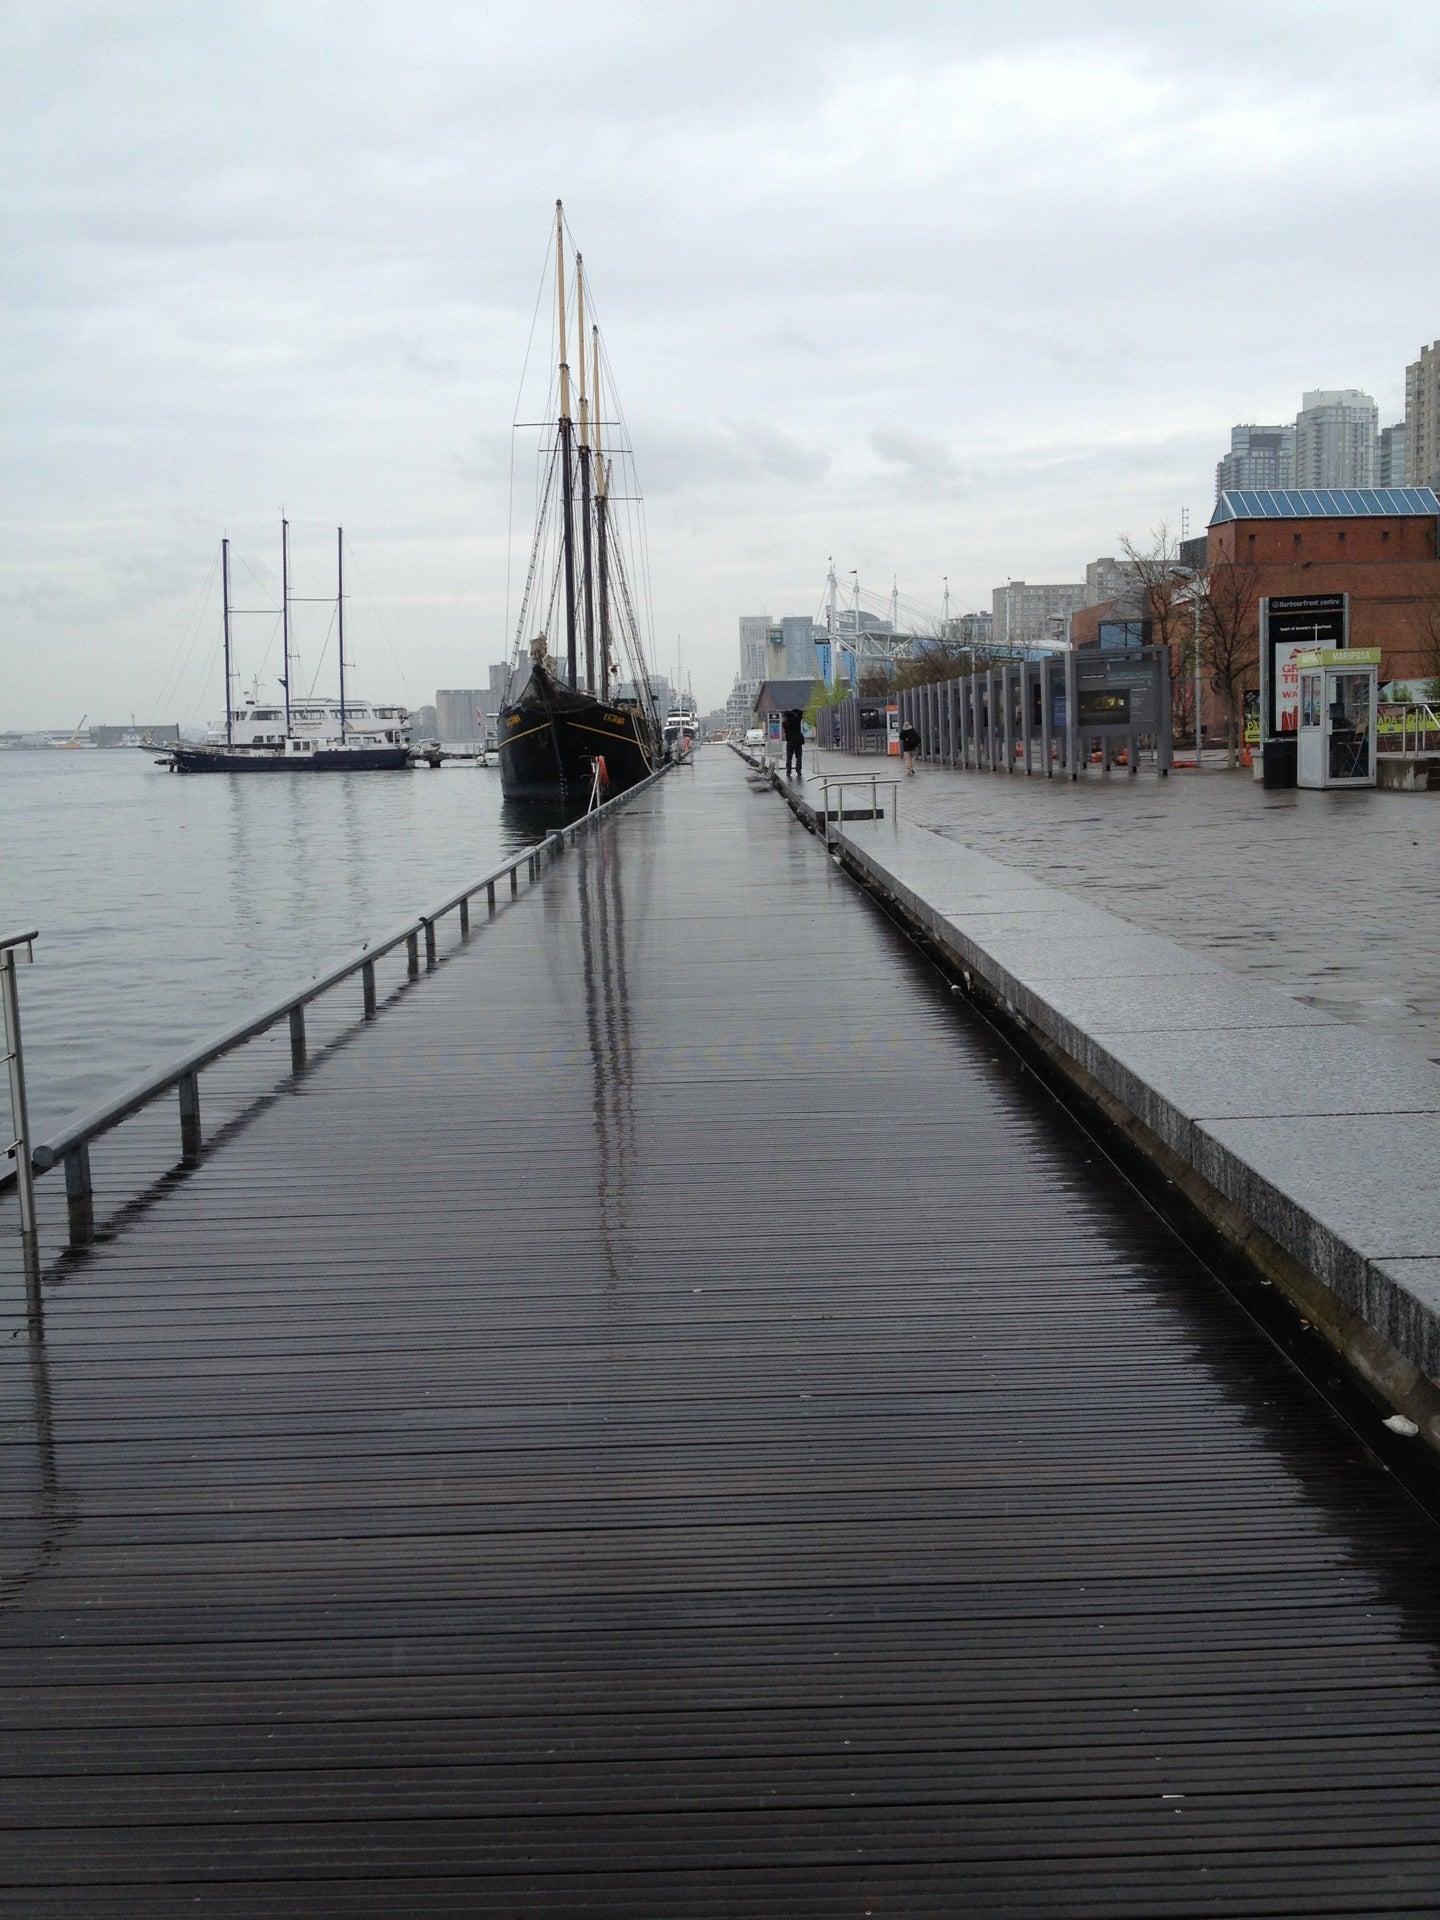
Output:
top-left (1208, 486), bottom-right (1440, 684)
top-left (1070, 488), bottom-right (1440, 746)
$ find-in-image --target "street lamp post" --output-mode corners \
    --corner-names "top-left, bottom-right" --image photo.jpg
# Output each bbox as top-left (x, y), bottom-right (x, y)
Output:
top-left (1169, 565), bottom-right (1204, 770)
top-left (1192, 576), bottom-right (1202, 769)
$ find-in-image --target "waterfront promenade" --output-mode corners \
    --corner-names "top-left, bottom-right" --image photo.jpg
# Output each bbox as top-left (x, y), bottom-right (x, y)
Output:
top-left (804, 743), bottom-right (1440, 1055)
top-left (4, 751), bottom-right (1440, 1914)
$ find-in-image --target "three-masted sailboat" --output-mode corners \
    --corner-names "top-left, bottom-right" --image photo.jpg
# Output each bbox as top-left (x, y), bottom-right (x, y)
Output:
top-left (167, 522), bottom-right (412, 773)
top-left (498, 203), bottom-right (662, 801)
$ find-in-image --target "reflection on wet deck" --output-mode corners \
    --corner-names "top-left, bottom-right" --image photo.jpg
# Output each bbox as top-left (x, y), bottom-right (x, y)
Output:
top-left (2, 752), bottom-right (1440, 1916)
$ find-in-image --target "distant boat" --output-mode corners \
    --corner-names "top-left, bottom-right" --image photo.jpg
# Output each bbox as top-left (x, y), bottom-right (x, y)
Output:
top-left (164, 523), bottom-right (412, 774)
top-left (662, 701), bottom-right (698, 757)
top-left (497, 203), bottom-right (662, 802)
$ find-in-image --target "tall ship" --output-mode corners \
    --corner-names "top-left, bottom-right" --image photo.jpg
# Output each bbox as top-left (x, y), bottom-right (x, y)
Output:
top-left (498, 203), bottom-right (663, 802)
top-left (164, 522), bottom-right (412, 774)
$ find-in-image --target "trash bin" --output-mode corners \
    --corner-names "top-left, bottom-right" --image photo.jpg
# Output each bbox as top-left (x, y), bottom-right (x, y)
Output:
top-left (1261, 736), bottom-right (1297, 790)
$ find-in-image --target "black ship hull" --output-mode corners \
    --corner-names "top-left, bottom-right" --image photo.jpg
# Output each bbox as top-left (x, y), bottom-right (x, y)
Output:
top-left (498, 667), bottom-right (657, 800)
top-left (167, 745), bottom-right (411, 774)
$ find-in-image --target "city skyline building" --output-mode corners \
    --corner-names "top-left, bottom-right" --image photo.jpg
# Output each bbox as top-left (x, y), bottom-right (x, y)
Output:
top-left (614, 671), bottom-right (675, 714)
top-left (1378, 421), bottom-right (1409, 488)
top-left (780, 613), bottom-right (817, 678)
top-left (1215, 423), bottom-right (1296, 497)
top-left (435, 687), bottom-right (487, 743)
top-left (941, 610), bottom-right (993, 649)
top-left (992, 579), bottom-right (1087, 650)
top-left (1294, 388), bottom-right (1378, 488)
top-left (725, 676), bottom-right (757, 735)
top-left (1405, 339), bottom-right (1440, 488)
top-left (738, 614), bottom-right (769, 683)
top-left (1084, 556), bottom-right (1140, 607)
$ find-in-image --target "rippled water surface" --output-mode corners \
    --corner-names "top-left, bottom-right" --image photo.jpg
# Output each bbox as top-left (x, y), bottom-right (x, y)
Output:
top-left (0, 752), bottom-right (574, 1131)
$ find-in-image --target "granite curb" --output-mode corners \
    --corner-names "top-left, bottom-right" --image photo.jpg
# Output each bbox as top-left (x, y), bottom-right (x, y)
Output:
top-left (733, 746), bottom-right (1440, 1426)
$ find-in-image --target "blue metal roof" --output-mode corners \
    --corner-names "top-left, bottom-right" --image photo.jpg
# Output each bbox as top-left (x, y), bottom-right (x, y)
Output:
top-left (1211, 486), bottom-right (1440, 526)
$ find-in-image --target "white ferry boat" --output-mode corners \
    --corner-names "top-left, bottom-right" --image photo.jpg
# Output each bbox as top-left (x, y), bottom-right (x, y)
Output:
top-left (163, 522), bottom-right (412, 774)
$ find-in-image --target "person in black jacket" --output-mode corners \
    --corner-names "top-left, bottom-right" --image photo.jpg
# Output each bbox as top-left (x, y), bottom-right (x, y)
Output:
top-left (899, 720), bottom-right (921, 775)
top-left (782, 709), bottom-right (805, 780)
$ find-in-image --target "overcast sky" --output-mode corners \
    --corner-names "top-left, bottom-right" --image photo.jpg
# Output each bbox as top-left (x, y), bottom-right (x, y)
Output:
top-left (4, 0), bottom-right (1438, 725)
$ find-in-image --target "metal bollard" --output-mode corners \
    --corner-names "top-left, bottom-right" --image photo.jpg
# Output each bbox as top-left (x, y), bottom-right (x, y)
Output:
top-left (64, 1143), bottom-right (94, 1247)
top-left (178, 1071), bottom-right (201, 1166)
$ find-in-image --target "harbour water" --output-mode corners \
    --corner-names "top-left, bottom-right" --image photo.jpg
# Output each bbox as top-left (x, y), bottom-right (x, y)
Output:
top-left (0, 751), bottom-right (576, 1133)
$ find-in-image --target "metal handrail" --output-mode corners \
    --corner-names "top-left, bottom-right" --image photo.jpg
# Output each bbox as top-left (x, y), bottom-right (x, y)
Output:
top-left (30, 908), bottom-right (425, 1171)
top-left (2, 928), bottom-right (39, 1240)
top-left (813, 775), bottom-right (899, 846)
top-left (20, 764), bottom-right (666, 1245)
top-left (1396, 702), bottom-right (1440, 755)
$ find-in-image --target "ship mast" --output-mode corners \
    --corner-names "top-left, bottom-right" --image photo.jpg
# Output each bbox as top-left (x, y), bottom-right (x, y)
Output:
top-left (592, 322), bottom-right (612, 703)
top-left (337, 526), bottom-right (347, 740)
top-left (575, 252), bottom-right (596, 694)
top-left (221, 536), bottom-right (234, 746)
top-left (281, 516), bottom-right (292, 737)
top-left (555, 201), bottom-right (579, 690)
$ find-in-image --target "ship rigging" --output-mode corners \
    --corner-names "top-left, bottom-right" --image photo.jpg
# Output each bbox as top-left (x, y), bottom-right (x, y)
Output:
top-left (497, 201), bottom-right (663, 800)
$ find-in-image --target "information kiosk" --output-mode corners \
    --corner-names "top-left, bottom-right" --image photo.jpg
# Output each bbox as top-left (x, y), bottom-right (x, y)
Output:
top-left (1296, 647), bottom-right (1378, 790)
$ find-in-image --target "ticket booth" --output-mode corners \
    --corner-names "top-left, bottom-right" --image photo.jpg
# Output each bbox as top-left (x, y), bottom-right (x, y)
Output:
top-left (1296, 647), bottom-right (1378, 790)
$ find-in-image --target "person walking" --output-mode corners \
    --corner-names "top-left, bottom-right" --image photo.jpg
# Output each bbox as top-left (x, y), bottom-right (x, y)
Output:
top-left (782, 708), bottom-right (805, 781)
top-left (899, 719), bottom-right (921, 776)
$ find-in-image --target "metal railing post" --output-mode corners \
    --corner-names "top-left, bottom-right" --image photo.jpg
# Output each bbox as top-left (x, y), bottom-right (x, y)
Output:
top-left (487, 880), bottom-right (497, 914)
top-left (423, 919), bottom-right (437, 968)
top-left (178, 1071), bottom-right (201, 1165)
top-left (64, 1144), bottom-right (94, 1246)
top-left (406, 931), bottom-right (420, 979)
top-left (289, 1006), bottom-right (306, 1071)
top-left (1, 933), bottom-right (38, 1242)
top-left (510, 866), bottom-right (519, 896)
top-left (459, 897), bottom-right (470, 937)
top-left (362, 959), bottom-right (377, 1018)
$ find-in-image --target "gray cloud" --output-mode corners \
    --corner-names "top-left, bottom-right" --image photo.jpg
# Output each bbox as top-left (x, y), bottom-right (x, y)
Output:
top-left (869, 427), bottom-right (964, 491)
top-left (2, 1), bottom-right (1437, 719)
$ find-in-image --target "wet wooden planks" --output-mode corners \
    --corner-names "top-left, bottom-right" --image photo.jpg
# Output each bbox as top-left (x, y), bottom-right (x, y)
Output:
top-left (3, 753), bottom-right (1440, 1916)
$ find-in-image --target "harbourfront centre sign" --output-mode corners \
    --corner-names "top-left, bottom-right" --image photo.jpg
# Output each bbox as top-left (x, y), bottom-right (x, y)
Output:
top-left (1259, 593), bottom-right (1348, 739)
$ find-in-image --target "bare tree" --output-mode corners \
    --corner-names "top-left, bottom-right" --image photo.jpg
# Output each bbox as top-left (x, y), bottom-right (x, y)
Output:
top-left (1200, 554), bottom-right (1261, 768)
top-left (1118, 523), bottom-right (1196, 735)
top-left (1414, 586), bottom-right (1440, 701)
top-left (892, 628), bottom-right (1005, 689)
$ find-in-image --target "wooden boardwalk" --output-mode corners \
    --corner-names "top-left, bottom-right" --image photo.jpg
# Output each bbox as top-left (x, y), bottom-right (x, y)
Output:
top-left (3, 750), bottom-right (1440, 1916)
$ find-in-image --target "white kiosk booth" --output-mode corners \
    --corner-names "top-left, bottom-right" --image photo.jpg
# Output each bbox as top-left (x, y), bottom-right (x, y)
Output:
top-left (1297, 646), bottom-right (1379, 790)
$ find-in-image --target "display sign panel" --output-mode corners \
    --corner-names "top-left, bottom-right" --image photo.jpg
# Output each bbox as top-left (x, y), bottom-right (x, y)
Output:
top-left (1072, 653), bottom-right (1159, 730)
top-left (1078, 687), bottom-right (1131, 725)
top-left (1260, 594), bottom-right (1347, 739)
